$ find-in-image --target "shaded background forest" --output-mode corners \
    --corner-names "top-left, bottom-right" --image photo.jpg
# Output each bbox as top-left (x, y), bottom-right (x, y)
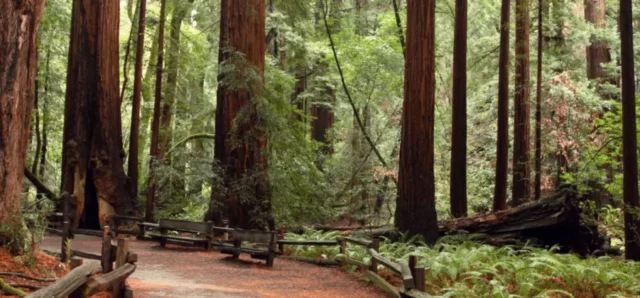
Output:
top-left (25, 0), bottom-right (640, 236)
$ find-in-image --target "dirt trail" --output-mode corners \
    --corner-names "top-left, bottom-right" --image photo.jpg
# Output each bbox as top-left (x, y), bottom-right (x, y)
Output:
top-left (41, 235), bottom-right (388, 298)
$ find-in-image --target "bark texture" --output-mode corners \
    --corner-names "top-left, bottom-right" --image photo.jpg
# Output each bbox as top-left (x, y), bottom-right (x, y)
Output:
top-left (395, 0), bottom-right (439, 244)
top-left (534, 0), bottom-right (544, 201)
top-left (208, 0), bottom-right (270, 230)
top-left (146, 0), bottom-right (167, 222)
top-left (62, 0), bottom-right (133, 229)
top-left (584, 0), bottom-right (610, 82)
top-left (0, 0), bottom-right (46, 238)
top-left (128, 0), bottom-right (147, 203)
top-left (493, 0), bottom-right (510, 211)
top-left (619, 0), bottom-right (640, 261)
top-left (512, 0), bottom-right (531, 206)
top-left (450, 0), bottom-right (468, 218)
top-left (311, 88), bottom-right (335, 155)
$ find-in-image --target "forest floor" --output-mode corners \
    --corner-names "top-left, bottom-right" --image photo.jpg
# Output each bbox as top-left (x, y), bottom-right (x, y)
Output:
top-left (40, 235), bottom-right (389, 298)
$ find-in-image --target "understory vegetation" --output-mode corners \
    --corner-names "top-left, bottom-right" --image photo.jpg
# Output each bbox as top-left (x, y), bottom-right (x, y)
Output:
top-left (286, 229), bottom-right (640, 297)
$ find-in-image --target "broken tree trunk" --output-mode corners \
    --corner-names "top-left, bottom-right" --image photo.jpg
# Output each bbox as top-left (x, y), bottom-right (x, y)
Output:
top-left (361, 191), bottom-right (606, 256)
top-left (438, 191), bottom-right (605, 255)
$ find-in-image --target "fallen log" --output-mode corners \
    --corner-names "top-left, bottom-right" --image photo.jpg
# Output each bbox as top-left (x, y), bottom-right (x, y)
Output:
top-left (438, 191), bottom-right (605, 255)
top-left (26, 262), bottom-right (101, 298)
top-left (358, 191), bottom-right (607, 255)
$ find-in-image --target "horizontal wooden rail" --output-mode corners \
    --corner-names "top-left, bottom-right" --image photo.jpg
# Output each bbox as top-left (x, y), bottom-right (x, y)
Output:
top-left (277, 240), bottom-right (338, 246)
top-left (334, 254), bottom-right (369, 269)
top-left (365, 270), bottom-right (400, 298)
top-left (81, 263), bottom-right (136, 297)
top-left (25, 262), bottom-right (101, 298)
top-left (337, 236), bottom-right (373, 248)
top-left (368, 248), bottom-right (414, 290)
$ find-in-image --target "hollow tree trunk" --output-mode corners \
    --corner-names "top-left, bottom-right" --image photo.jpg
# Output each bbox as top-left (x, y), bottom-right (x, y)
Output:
top-left (493, 0), bottom-right (510, 211)
top-left (512, 0), bottom-right (531, 206)
top-left (62, 0), bottom-right (133, 230)
top-left (395, 0), bottom-right (439, 244)
top-left (0, 0), bottom-right (45, 247)
top-left (450, 0), bottom-right (468, 218)
top-left (207, 0), bottom-right (269, 230)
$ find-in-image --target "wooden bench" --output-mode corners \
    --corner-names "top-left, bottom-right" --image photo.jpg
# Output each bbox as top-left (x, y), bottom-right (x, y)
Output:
top-left (220, 229), bottom-right (277, 266)
top-left (150, 219), bottom-right (214, 250)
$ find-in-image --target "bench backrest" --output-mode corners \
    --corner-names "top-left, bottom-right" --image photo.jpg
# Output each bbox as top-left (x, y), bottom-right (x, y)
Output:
top-left (232, 230), bottom-right (276, 244)
top-left (159, 219), bottom-right (212, 234)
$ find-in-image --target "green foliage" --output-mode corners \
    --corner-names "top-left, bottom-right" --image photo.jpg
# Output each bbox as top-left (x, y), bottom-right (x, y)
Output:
top-left (288, 230), bottom-right (640, 297)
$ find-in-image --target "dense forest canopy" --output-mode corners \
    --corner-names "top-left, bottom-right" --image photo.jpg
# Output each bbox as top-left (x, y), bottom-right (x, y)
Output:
top-left (1, 0), bottom-right (640, 262)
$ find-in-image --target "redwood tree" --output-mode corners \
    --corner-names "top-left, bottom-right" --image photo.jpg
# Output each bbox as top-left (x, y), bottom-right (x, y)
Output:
top-left (512, 0), bottom-right (531, 206)
top-left (534, 0), bottom-right (543, 201)
top-left (585, 0), bottom-right (611, 83)
top-left (395, 0), bottom-right (439, 244)
top-left (128, 0), bottom-right (147, 203)
top-left (146, 0), bottom-right (167, 222)
top-left (207, 0), bottom-right (270, 229)
top-left (619, 0), bottom-right (640, 261)
top-left (62, 0), bottom-right (133, 229)
top-left (450, 0), bottom-right (468, 218)
top-left (0, 0), bottom-right (45, 245)
top-left (493, 0), bottom-right (511, 211)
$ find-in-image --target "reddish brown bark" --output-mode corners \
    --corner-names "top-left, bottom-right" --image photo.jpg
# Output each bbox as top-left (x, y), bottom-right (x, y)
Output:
top-left (534, 0), bottom-right (544, 201)
top-left (512, 0), bottom-right (531, 206)
top-left (450, 0), bottom-right (468, 218)
top-left (208, 0), bottom-right (269, 230)
top-left (493, 0), bottom-right (511, 211)
top-left (0, 0), bottom-right (45, 239)
top-left (395, 0), bottom-right (438, 244)
top-left (585, 0), bottom-right (611, 81)
top-left (619, 0), bottom-right (640, 261)
top-left (62, 0), bottom-right (133, 229)
top-left (128, 0), bottom-right (147, 203)
top-left (311, 89), bottom-right (336, 155)
top-left (146, 0), bottom-right (167, 222)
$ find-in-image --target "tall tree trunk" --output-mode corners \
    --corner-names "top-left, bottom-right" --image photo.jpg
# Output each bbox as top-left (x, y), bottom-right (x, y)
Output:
top-left (62, 0), bottom-right (133, 230)
top-left (139, 24), bottom-right (160, 188)
top-left (39, 47), bottom-right (51, 182)
top-left (0, 0), bottom-right (45, 248)
top-left (159, 0), bottom-right (195, 162)
top-left (128, 0), bottom-right (147, 207)
top-left (310, 88), bottom-right (335, 155)
top-left (294, 74), bottom-right (307, 123)
top-left (534, 0), bottom-right (544, 201)
top-left (619, 0), bottom-right (640, 261)
top-left (395, 0), bottom-right (438, 244)
top-left (146, 0), bottom-right (167, 222)
top-left (208, 0), bottom-right (269, 230)
top-left (512, 0), bottom-right (531, 206)
top-left (493, 0), bottom-right (511, 211)
top-left (450, 0), bottom-right (468, 218)
top-left (32, 68), bottom-right (41, 176)
top-left (120, 0), bottom-right (140, 103)
top-left (585, 0), bottom-right (611, 83)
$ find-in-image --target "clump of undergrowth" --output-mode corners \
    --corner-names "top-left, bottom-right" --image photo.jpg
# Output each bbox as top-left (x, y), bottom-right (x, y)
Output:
top-left (287, 229), bottom-right (640, 297)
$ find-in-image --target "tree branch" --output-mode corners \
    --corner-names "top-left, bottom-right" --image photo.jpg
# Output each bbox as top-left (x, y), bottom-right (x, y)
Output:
top-left (166, 133), bottom-right (215, 155)
top-left (321, 2), bottom-right (389, 168)
top-left (23, 168), bottom-right (57, 201)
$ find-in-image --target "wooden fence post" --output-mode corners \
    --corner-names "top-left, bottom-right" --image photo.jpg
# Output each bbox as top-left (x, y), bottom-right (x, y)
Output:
top-left (278, 229), bottom-right (284, 254)
top-left (112, 238), bottom-right (130, 297)
top-left (60, 192), bottom-right (70, 263)
top-left (413, 267), bottom-right (426, 292)
top-left (370, 237), bottom-right (379, 274)
top-left (339, 239), bottom-right (346, 255)
top-left (102, 226), bottom-right (113, 273)
top-left (222, 219), bottom-right (229, 241)
top-left (408, 255), bottom-right (418, 281)
top-left (69, 258), bottom-right (83, 298)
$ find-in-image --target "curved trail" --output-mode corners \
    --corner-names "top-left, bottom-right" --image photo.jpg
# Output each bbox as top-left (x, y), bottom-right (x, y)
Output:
top-left (41, 235), bottom-right (388, 298)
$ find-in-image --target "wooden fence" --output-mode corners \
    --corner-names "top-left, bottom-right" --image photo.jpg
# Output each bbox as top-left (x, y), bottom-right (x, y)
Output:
top-left (34, 223), bottom-right (137, 298)
top-left (279, 236), bottom-right (431, 298)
